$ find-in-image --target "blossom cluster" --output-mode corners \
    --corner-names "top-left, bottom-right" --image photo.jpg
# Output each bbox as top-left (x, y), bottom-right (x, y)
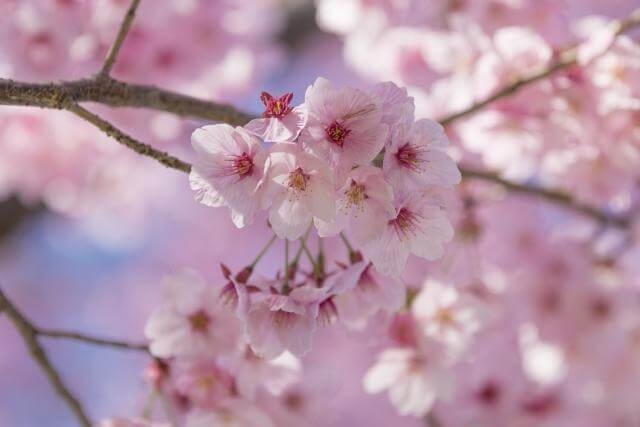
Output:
top-left (189, 77), bottom-right (461, 277)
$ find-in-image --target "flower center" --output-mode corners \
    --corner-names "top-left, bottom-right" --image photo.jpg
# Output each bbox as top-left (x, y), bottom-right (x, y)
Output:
top-left (287, 167), bottom-right (310, 192)
top-left (260, 91), bottom-right (293, 119)
top-left (188, 310), bottom-right (211, 333)
top-left (396, 143), bottom-right (426, 173)
top-left (233, 152), bottom-right (254, 177)
top-left (344, 180), bottom-right (367, 210)
top-left (325, 121), bottom-right (351, 146)
top-left (390, 207), bottom-right (421, 238)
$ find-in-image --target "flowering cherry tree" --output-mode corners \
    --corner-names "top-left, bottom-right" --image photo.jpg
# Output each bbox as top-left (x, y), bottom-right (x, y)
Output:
top-left (1, 1), bottom-right (640, 427)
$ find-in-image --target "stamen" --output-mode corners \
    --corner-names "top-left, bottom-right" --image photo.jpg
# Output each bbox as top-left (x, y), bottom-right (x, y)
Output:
top-left (260, 91), bottom-right (294, 119)
top-left (390, 208), bottom-right (422, 239)
top-left (325, 121), bottom-right (351, 146)
top-left (214, 152), bottom-right (254, 179)
top-left (188, 310), bottom-right (211, 333)
top-left (396, 143), bottom-right (428, 173)
top-left (343, 180), bottom-right (367, 211)
top-left (287, 167), bottom-right (310, 192)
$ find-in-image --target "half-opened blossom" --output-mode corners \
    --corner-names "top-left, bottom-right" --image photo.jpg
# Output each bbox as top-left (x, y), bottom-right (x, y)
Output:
top-left (245, 285), bottom-right (326, 359)
top-left (412, 279), bottom-right (481, 353)
top-left (334, 262), bottom-right (406, 329)
top-left (145, 269), bottom-right (241, 359)
top-left (185, 401), bottom-right (274, 427)
top-left (384, 119), bottom-right (461, 191)
top-left (299, 77), bottom-right (388, 172)
top-left (362, 190), bottom-right (454, 277)
top-left (363, 345), bottom-right (455, 417)
top-left (370, 81), bottom-right (415, 132)
top-left (316, 166), bottom-right (395, 245)
top-left (264, 143), bottom-right (335, 240)
top-left (190, 124), bottom-right (268, 228)
top-left (245, 91), bottom-right (308, 143)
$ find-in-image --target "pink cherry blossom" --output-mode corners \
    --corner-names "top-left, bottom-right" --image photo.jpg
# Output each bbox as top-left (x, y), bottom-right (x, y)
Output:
top-left (299, 77), bottom-right (388, 172)
top-left (411, 279), bottom-right (481, 353)
top-left (190, 124), bottom-right (268, 228)
top-left (244, 91), bottom-right (308, 143)
top-left (173, 358), bottom-right (235, 409)
top-left (316, 166), bottom-right (395, 245)
top-left (362, 190), bottom-right (455, 277)
top-left (369, 81), bottom-right (415, 131)
top-left (245, 285), bottom-right (325, 359)
top-left (144, 269), bottom-right (241, 359)
top-left (363, 345), bottom-right (455, 417)
top-left (184, 401), bottom-right (274, 427)
top-left (264, 143), bottom-right (335, 240)
top-left (334, 262), bottom-right (406, 329)
top-left (383, 118), bottom-right (461, 191)
top-left (230, 347), bottom-right (302, 399)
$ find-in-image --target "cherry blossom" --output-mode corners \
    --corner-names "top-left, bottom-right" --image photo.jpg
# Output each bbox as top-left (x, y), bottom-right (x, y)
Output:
top-left (299, 77), bottom-right (388, 172)
top-left (362, 190), bottom-right (455, 277)
top-left (144, 269), bottom-right (241, 359)
top-left (190, 124), bottom-right (268, 228)
top-left (383, 118), bottom-right (461, 191)
top-left (264, 143), bottom-right (336, 240)
top-left (244, 92), bottom-right (308, 143)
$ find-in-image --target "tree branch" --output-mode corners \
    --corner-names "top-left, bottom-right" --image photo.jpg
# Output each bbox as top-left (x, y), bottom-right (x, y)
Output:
top-left (461, 167), bottom-right (628, 228)
top-left (0, 77), bottom-right (254, 126)
top-left (0, 10), bottom-right (638, 230)
top-left (67, 103), bottom-right (192, 173)
top-left (438, 8), bottom-right (640, 126)
top-left (38, 328), bottom-right (149, 353)
top-left (0, 287), bottom-right (92, 427)
top-left (98, 0), bottom-right (142, 77)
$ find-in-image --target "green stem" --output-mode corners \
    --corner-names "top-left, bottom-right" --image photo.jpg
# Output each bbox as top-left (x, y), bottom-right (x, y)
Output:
top-left (249, 234), bottom-right (277, 268)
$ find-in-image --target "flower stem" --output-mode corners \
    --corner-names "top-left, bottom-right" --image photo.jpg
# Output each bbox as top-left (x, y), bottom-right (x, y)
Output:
top-left (249, 234), bottom-right (277, 268)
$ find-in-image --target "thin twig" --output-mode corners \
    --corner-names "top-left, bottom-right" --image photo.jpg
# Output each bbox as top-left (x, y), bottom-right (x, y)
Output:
top-left (98, 0), bottom-right (142, 77)
top-left (38, 328), bottom-right (149, 352)
top-left (461, 167), bottom-right (628, 228)
top-left (0, 287), bottom-right (92, 427)
top-left (438, 8), bottom-right (640, 126)
top-left (67, 103), bottom-right (192, 173)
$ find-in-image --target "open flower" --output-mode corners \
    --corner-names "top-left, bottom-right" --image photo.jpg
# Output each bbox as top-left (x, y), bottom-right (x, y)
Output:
top-left (363, 345), bottom-right (455, 417)
top-left (299, 77), bottom-right (388, 172)
top-left (245, 285), bottom-right (326, 359)
top-left (384, 119), bottom-right (461, 191)
top-left (144, 269), bottom-right (241, 359)
top-left (316, 165), bottom-right (395, 245)
top-left (412, 279), bottom-right (481, 353)
top-left (244, 91), bottom-right (308, 143)
top-left (362, 190), bottom-right (454, 277)
top-left (264, 143), bottom-right (335, 240)
top-left (190, 124), bottom-right (268, 228)
top-left (334, 262), bottom-right (405, 329)
top-left (370, 81), bottom-right (415, 133)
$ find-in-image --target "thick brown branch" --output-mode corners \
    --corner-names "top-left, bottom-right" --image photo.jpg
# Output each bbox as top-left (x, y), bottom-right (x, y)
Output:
top-left (99, 0), bottom-right (142, 77)
top-left (0, 77), bottom-right (254, 126)
top-left (0, 287), bottom-right (92, 427)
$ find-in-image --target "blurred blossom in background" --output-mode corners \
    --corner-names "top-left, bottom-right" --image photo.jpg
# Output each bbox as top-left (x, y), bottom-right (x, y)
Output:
top-left (1, 0), bottom-right (640, 426)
